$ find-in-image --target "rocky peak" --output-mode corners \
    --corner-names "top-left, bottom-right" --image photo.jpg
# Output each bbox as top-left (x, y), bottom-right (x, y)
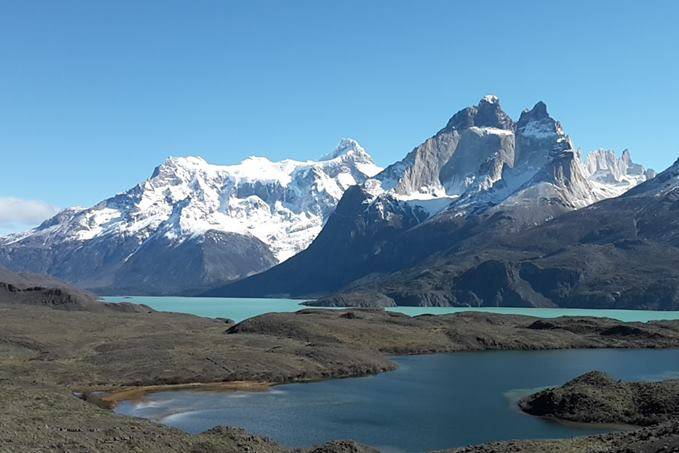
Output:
top-left (621, 149), bottom-right (632, 165)
top-left (517, 101), bottom-right (549, 124)
top-left (670, 157), bottom-right (679, 172)
top-left (150, 156), bottom-right (209, 181)
top-left (321, 138), bottom-right (373, 163)
top-left (586, 149), bottom-right (621, 173)
top-left (514, 101), bottom-right (570, 169)
top-left (585, 149), bottom-right (654, 191)
top-left (516, 101), bottom-right (564, 140)
top-left (444, 95), bottom-right (514, 132)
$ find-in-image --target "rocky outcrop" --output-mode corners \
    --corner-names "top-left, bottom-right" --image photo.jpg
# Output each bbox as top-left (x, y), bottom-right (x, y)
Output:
top-left (306, 440), bottom-right (379, 453)
top-left (306, 292), bottom-right (396, 308)
top-left (519, 371), bottom-right (679, 426)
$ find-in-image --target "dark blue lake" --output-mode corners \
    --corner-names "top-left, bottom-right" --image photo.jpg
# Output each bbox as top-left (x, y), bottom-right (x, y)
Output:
top-left (115, 348), bottom-right (679, 452)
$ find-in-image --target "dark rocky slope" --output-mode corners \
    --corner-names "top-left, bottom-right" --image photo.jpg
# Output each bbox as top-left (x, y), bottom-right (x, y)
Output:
top-left (108, 230), bottom-right (277, 295)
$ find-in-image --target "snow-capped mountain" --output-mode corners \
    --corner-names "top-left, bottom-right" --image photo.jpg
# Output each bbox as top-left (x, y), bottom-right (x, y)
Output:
top-left (368, 96), bottom-right (652, 224)
top-left (0, 139), bottom-right (381, 294)
top-left (213, 96), bottom-right (655, 298)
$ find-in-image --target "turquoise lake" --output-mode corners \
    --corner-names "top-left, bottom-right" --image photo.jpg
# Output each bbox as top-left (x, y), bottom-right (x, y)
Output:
top-left (103, 295), bottom-right (679, 323)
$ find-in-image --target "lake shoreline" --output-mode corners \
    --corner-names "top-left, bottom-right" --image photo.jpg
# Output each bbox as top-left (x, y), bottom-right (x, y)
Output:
top-left (114, 349), bottom-right (679, 450)
top-left (82, 380), bottom-right (272, 409)
top-left (5, 302), bottom-right (679, 451)
top-left (104, 295), bottom-right (679, 323)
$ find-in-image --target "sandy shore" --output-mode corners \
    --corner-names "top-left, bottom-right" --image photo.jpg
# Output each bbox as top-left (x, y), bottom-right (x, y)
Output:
top-left (82, 380), bottom-right (271, 409)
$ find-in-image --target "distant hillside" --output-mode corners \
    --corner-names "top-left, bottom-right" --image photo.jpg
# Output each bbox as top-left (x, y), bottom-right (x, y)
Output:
top-left (0, 266), bottom-right (150, 312)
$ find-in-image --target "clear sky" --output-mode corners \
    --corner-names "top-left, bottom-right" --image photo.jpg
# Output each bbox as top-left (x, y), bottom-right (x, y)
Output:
top-left (1, 0), bottom-right (678, 233)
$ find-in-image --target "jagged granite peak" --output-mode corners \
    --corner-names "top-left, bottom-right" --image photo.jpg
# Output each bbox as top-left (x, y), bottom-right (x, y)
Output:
top-left (376, 96), bottom-right (518, 198)
top-left (517, 101), bottom-right (553, 126)
top-left (516, 102), bottom-right (560, 137)
top-left (444, 95), bottom-right (514, 132)
top-left (584, 148), bottom-right (655, 198)
top-left (320, 137), bottom-right (370, 161)
top-left (0, 139), bottom-right (382, 294)
top-left (374, 97), bottom-right (653, 218)
top-left (514, 101), bottom-right (571, 168)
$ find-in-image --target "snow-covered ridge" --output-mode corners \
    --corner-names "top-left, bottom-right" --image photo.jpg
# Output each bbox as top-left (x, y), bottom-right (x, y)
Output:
top-left (584, 149), bottom-right (657, 197)
top-left (1, 139), bottom-right (382, 262)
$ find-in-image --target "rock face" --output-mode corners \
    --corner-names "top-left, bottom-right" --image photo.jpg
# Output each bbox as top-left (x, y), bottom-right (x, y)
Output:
top-left (0, 139), bottom-right (381, 295)
top-left (519, 371), bottom-right (679, 426)
top-left (211, 96), bottom-right (654, 300)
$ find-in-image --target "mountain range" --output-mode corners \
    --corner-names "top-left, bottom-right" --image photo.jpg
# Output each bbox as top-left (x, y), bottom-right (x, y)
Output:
top-left (0, 140), bottom-right (380, 294)
top-left (337, 155), bottom-right (679, 310)
top-left (208, 96), bottom-right (677, 309)
top-left (2, 95), bottom-right (674, 309)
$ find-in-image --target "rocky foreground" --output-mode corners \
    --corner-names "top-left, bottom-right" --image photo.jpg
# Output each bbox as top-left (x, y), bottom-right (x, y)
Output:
top-left (4, 302), bottom-right (679, 451)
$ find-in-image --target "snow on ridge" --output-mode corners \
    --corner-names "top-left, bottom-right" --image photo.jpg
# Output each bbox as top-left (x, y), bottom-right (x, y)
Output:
top-left (3, 139), bottom-right (382, 263)
top-left (518, 121), bottom-right (558, 139)
top-left (468, 126), bottom-right (514, 136)
top-left (482, 94), bottom-right (500, 104)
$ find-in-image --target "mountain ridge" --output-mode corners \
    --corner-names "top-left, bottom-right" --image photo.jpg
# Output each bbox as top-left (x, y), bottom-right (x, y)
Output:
top-left (0, 139), bottom-right (381, 295)
top-left (311, 153), bottom-right (679, 309)
top-left (208, 96), bottom-right (657, 302)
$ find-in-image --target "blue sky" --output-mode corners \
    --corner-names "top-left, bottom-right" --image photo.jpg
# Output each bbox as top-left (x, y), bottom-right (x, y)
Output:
top-left (1, 0), bottom-right (678, 233)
